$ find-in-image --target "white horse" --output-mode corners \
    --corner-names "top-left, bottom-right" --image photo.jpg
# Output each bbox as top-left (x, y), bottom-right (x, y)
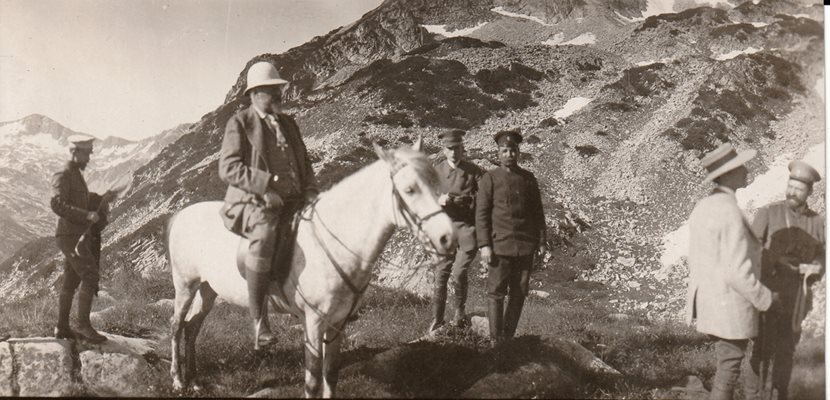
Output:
top-left (167, 140), bottom-right (455, 398)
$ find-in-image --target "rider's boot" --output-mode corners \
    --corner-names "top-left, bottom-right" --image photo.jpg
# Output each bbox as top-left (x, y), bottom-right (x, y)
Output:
top-left (503, 295), bottom-right (525, 340)
top-left (488, 298), bottom-right (504, 347)
top-left (248, 269), bottom-right (276, 350)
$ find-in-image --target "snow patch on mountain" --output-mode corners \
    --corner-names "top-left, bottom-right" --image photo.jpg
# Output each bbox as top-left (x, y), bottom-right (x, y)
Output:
top-left (543, 32), bottom-right (596, 46)
top-left (420, 22), bottom-right (487, 38)
top-left (636, 58), bottom-right (675, 66)
top-left (713, 47), bottom-right (762, 60)
top-left (553, 97), bottom-right (593, 119)
top-left (643, 0), bottom-right (675, 18)
top-left (750, 21), bottom-right (769, 27)
top-left (491, 6), bottom-right (552, 26)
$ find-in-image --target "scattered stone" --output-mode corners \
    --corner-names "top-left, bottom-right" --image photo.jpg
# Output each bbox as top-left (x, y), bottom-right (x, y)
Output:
top-left (607, 313), bottom-right (632, 322)
top-left (617, 256), bottom-right (636, 267)
top-left (543, 337), bottom-right (623, 380)
top-left (529, 289), bottom-right (551, 299)
top-left (153, 299), bottom-right (174, 309)
top-left (652, 375), bottom-right (709, 399)
top-left (470, 316), bottom-right (489, 338)
top-left (627, 280), bottom-right (641, 288)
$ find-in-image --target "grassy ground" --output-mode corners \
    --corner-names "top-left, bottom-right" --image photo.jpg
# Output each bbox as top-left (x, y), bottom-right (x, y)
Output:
top-left (0, 263), bottom-right (824, 398)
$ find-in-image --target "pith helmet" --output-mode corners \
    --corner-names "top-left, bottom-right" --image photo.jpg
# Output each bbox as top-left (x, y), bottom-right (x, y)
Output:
top-left (244, 61), bottom-right (289, 95)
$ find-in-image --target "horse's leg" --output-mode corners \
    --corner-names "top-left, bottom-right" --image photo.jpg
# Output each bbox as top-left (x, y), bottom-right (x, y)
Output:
top-left (321, 325), bottom-right (344, 398)
top-left (183, 282), bottom-right (217, 391)
top-left (170, 279), bottom-right (199, 391)
top-left (303, 315), bottom-right (325, 398)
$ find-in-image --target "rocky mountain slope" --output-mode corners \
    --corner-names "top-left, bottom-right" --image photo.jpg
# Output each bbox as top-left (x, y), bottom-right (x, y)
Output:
top-left (0, 115), bottom-right (189, 263)
top-left (0, 0), bottom-right (824, 335)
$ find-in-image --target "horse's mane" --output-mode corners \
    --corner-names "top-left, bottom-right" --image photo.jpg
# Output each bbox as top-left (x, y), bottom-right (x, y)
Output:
top-left (321, 146), bottom-right (441, 196)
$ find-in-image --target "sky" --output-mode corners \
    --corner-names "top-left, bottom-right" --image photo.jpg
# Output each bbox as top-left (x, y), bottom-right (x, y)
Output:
top-left (0, 0), bottom-right (384, 140)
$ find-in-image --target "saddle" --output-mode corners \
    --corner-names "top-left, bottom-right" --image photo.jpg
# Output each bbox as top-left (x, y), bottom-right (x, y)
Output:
top-left (236, 206), bottom-right (303, 284)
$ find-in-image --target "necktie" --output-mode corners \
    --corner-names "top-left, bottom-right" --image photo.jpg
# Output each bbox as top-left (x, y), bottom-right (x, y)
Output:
top-left (266, 114), bottom-right (286, 145)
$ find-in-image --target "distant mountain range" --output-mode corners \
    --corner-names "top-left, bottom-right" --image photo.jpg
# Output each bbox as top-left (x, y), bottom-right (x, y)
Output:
top-left (0, 114), bottom-right (189, 263)
top-left (0, 0), bottom-right (823, 332)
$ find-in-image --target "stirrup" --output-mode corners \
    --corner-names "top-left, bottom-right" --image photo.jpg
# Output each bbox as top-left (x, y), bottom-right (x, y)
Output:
top-left (254, 318), bottom-right (276, 350)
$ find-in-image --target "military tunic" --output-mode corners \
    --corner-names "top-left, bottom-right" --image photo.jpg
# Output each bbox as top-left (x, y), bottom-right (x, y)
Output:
top-left (476, 165), bottom-right (545, 299)
top-left (749, 201), bottom-right (825, 400)
top-left (50, 162), bottom-right (100, 292)
top-left (432, 159), bottom-right (484, 309)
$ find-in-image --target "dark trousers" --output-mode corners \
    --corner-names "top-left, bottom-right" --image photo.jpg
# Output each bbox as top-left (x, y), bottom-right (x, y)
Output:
top-left (434, 247), bottom-right (476, 303)
top-left (749, 313), bottom-right (801, 400)
top-left (710, 336), bottom-right (762, 400)
top-left (487, 254), bottom-right (532, 300)
top-left (56, 235), bottom-right (100, 296)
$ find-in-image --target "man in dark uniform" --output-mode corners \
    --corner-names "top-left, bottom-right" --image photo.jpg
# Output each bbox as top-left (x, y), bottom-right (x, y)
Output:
top-left (749, 160), bottom-right (824, 400)
top-left (51, 135), bottom-right (111, 343)
top-left (476, 129), bottom-right (546, 345)
top-left (428, 129), bottom-right (484, 333)
top-left (219, 61), bottom-right (318, 349)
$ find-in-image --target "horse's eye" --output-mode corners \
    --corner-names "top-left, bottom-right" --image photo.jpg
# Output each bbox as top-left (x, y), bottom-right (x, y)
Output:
top-left (404, 186), bottom-right (416, 195)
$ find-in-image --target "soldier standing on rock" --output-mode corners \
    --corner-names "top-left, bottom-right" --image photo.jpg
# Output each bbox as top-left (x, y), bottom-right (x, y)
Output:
top-left (476, 129), bottom-right (546, 346)
top-left (685, 143), bottom-right (780, 400)
top-left (51, 135), bottom-right (115, 344)
top-left (748, 160), bottom-right (824, 400)
top-left (428, 129), bottom-right (484, 335)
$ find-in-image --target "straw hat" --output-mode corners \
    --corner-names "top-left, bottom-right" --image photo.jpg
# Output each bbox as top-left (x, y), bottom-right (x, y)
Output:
top-left (700, 143), bottom-right (756, 183)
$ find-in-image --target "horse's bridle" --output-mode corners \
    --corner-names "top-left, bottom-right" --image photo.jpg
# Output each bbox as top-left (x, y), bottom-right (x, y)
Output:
top-left (293, 157), bottom-right (449, 344)
top-left (388, 159), bottom-right (449, 258)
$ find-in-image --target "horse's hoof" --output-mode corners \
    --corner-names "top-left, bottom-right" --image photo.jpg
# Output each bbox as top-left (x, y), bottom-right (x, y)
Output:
top-left (172, 379), bottom-right (185, 391)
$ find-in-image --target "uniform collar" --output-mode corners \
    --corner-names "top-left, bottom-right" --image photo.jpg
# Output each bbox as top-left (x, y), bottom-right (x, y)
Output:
top-left (714, 185), bottom-right (735, 197)
top-left (252, 105), bottom-right (275, 120)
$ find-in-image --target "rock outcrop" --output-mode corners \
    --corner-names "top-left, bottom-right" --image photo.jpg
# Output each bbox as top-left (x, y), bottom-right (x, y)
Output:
top-left (1, 334), bottom-right (167, 397)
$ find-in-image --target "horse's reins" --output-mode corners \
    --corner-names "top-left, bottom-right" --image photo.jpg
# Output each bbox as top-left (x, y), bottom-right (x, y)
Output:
top-left (291, 159), bottom-right (449, 344)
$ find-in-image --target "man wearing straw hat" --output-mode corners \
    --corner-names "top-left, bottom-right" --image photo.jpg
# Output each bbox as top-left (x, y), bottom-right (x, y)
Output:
top-left (428, 129), bottom-right (484, 334)
top-left (686, 143), bottom-right (780, 400)
top-left (748, 160), bottom-right (824, 400)
top-left (219, 60), bottom-right (318, 349)
top-left (50, 135), bottom-right (114, 343)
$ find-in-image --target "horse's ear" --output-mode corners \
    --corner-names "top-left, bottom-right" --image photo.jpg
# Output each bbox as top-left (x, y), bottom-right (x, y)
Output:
top-left (412, 134), bottom-right (423, 152)
top-left (373, 142), bottom-right (394, 164)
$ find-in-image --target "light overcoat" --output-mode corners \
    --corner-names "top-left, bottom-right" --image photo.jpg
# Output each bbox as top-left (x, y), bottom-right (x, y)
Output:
top-left (686, 188), bottom-right (772, 339)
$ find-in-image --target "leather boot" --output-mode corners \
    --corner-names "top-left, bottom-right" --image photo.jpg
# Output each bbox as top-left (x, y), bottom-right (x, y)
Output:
top-left (488, 298), bottom-right (504, 347)
top-left (54, 290), bottom-right (77, 340)
top-left (76, 288), bottom-right (106, 344)
top-left (428, 292), bottom-right (446, 334)
top-left (248, 269), bottom-right (276, 350)
top-left (451, 295), bottom-right (467, 328)
top-left (503, 295), bottom-right (525, 340)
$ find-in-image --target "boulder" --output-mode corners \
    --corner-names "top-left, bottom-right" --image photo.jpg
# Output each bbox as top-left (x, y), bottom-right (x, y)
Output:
top-left (461, 361), bottom-right (577, 398)
top-left (79, 350), bottom-right (165, 397)
top-left (470, 315), bottom-right (489, 338)
top-left (12, 338), bottom-right (76, 397)
top-left (0, 342), bottom-right (12, 396)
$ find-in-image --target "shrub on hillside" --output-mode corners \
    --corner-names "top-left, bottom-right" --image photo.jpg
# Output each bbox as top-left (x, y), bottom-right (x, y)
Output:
top-left (710, 23), bottom-right (757, 40)
top-left (602, 64), bottom-right (675, 98)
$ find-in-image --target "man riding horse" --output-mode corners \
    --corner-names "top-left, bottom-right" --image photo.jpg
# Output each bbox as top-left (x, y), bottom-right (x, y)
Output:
top-left (218, 61), bottom-right (318, 349)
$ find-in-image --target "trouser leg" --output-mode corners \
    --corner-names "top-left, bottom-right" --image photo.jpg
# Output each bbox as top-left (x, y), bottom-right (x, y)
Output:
top-left (710, 337), bottom-right (748, 400)
top-left (430, 256), bottom-right (452, 331)
top-left (56, 235), bottom-right (104, 343)
top-left (56, 259), bottom-right (81, 337)
top-left (771, 321), bottom-right (798, 400)
top-left (487, 255), bottom-right (512, 344)
top-left (503, 255), bottom-right (531, 339)
top-left (450, 247), bottom-right (475, 326)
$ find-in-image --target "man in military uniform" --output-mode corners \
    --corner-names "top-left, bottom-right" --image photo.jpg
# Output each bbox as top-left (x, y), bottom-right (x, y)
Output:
top-left (219, 61), bottom-right (318, 349)
top-left (51, 135), bottom-right (112, 343)
top-left (476, 130), bottom-right (546, 345)
top-left (749, 160), bottom-right (824, 400)
top-left (428, 129), bottom-right (484, 334)
top-left (686, 143), bottom-right (780, 400)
